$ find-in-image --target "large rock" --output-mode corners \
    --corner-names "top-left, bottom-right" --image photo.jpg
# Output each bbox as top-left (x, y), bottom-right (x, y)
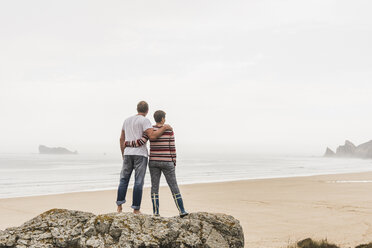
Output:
top-left (39, 145), bottom-right (78, 155)
top-left (0, 209), bottom-right (244, 248)
top-left (324, 139), bottom-right (372, 159)
top-left (324, 147), bottom-right (335, 157)
top-left (335, 140), bottom-right (356, 157)
top-left (354, 140), bottom-right (372, 159)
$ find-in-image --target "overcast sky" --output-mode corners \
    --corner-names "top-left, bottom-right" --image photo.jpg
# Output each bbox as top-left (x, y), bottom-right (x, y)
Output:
top-left (0, 0), bottom-right (371, 155)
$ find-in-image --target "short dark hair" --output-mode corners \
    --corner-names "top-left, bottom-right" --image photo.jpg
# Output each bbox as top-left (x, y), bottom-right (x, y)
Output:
top-left (153, 110), bottom-right (166, 123)
top-left (137, 101), bottom-right (149, 113)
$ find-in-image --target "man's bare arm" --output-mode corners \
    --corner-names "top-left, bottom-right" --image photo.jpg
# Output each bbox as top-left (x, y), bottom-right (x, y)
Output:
top-left (120, 130), bottom-right (126, 157)
top-left (145, 124), bottom-right (172, 141)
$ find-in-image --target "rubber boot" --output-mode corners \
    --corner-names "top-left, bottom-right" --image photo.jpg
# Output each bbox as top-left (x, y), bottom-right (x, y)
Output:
top-left (173, 193), bottom-right (188, 217)
top-left (151, 193), bottom-right (160, 216)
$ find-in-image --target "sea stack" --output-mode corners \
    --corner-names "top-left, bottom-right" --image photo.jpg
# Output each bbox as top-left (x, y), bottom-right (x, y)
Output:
top-left (335, 140), bottom-right (356, 157)
top-left (354, 140), bottom-right (372, 158)
top-left (39, 145), bottom-right (78, 155)
top-left (324, 139), bottom-right (372, 159)
top-left (324, 147), bottom-right (335, 157)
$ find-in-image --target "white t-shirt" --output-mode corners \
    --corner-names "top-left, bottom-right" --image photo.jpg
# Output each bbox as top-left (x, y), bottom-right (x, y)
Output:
top-left (122, 115), bottom-right (153, 157)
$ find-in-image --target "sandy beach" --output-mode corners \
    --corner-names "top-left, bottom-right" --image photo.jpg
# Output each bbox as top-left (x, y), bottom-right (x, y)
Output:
top-left (1, 172), bottom-right (372, 248)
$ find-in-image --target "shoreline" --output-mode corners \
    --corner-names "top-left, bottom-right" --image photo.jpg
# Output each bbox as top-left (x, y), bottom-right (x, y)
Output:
top-left (2, 171), bottom-right (372, 247)
top-left (2, 170), bottom-right (372, 200)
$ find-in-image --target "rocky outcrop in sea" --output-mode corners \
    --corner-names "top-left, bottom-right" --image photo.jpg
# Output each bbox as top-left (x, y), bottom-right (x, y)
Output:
top-left (0, 209), bottom-right (244, 248)
top-left (324, 140), bottom-right (372, 159)
top-left (39, 145), bottom-right (78, 155)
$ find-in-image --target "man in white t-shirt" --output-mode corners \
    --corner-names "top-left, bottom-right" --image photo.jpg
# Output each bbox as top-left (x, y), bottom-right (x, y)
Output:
top-left (116, 101), bottom-right (172, 214)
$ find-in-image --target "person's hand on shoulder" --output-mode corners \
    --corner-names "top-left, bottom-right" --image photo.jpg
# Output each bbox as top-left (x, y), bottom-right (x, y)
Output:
top-left (163, 124), bottom-right (173, 131)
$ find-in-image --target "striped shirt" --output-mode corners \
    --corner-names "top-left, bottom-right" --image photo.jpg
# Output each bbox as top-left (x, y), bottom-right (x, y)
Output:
top-left (125, 125), bottom-right (177, 165)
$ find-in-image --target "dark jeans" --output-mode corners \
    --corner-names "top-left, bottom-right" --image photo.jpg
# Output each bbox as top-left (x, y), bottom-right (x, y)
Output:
top-left (116, 155), bottom-right (148, 210)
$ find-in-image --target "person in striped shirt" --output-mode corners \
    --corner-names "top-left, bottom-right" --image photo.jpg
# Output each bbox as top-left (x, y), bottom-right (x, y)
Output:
top-left (125, 110), bottom-right (188, 217)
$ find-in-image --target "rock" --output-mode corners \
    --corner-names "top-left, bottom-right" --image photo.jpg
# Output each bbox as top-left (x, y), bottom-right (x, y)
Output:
top-left (39, 145), bottom-right (78, 155)
top-left (0, 209), bottom-right (244, 248)
top-left (354, 140), bottom-right (372, 159)
top-left (324, 147), bottom-right (335, 157)
top-left (336, 140), bottom-right (356, 157)
top-left (324, 139), bottom-right (372, 159)
top-left (297, 238), bottom-right (339, 248)
top-left (206, 228), bottom-right (229, 248)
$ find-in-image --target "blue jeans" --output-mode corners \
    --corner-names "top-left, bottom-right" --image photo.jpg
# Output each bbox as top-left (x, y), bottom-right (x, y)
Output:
top-left (116, 155), bottom-right (148, 210)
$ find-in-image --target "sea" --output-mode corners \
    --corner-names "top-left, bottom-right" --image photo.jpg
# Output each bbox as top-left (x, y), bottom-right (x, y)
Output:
top-left (0, 153), bottom-right (372, 199)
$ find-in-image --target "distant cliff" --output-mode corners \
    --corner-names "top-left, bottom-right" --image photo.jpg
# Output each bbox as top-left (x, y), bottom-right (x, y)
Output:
top-left (39, 145), bottom-right (78, 155)
top-left (324, 140), bottom-right (372, 159)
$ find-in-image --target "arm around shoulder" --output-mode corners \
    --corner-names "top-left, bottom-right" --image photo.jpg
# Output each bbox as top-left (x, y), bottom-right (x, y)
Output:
top-left (145, 124), bottom-right (172, 141)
